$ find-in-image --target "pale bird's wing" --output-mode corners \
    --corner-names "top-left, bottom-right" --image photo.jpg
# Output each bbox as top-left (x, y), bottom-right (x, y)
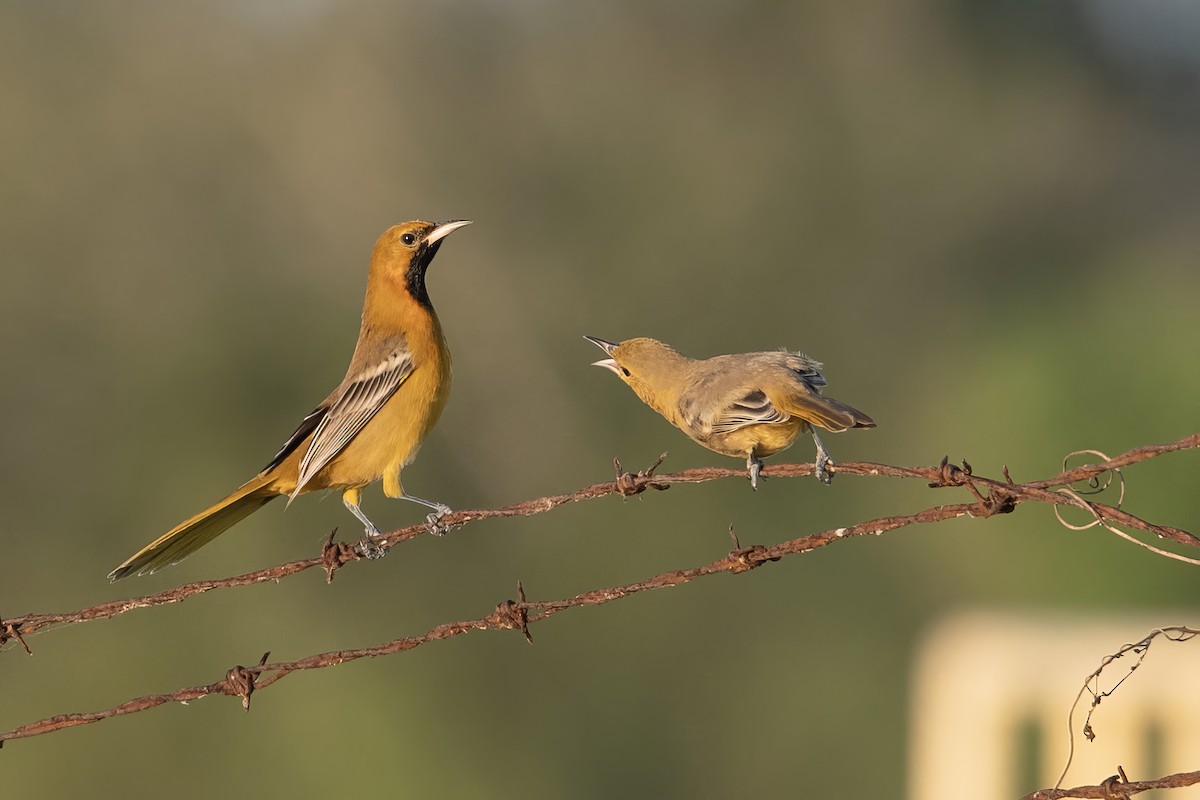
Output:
top-left (706, 388), bottom-right (791, 434)
top-left (679, 352), bottom-right (829, 437)
top-left (678, 359), bottom-right (792, 438)
top-left (289, 348), bottom-right (416, 498)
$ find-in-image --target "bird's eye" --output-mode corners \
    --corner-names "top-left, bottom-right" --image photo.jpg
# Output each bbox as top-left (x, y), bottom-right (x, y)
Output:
top-left (621, 367), bottom-right (631, 377)
top-left (401, 233), bottom-right (417, 246)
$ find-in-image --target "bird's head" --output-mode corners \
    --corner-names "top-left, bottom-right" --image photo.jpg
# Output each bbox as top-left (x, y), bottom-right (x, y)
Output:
top-left (371, 219), bottom-right (471, 309)
top-left (585, 336), bottom-right (689, 403)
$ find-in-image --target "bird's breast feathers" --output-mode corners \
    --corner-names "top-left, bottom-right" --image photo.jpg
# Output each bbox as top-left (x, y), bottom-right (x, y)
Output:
top-left (284, 340), bottom-right (450, 494)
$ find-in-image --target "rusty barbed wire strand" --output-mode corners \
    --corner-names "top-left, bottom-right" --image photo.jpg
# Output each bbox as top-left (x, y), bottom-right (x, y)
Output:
top-left (1, 434), bottom-right (1197, 655)
top-left (0, 497), bottom-right (990, 745)
top-left (2, 434), bottom-right (1198, 746)
top-left (1023, 768), bottom-right (1200, 799)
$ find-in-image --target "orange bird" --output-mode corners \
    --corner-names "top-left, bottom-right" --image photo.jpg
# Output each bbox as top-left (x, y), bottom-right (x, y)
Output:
top-left (109, 219), bottom-right (470, 580)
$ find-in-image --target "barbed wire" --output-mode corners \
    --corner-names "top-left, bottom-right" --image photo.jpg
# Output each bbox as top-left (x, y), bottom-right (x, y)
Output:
top-left (1, 433), bottom-right (1198, 773)
top-left (1023, 768), bottom-right (1200, 799)
top-left (0, 457), bottom-right (926, 645)
top-left (3, 434), bottom-right (1195, 652)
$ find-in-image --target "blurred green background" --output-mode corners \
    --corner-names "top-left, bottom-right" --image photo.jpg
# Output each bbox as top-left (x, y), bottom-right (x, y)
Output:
top-left (2, 1), bottom-right (1198, 797)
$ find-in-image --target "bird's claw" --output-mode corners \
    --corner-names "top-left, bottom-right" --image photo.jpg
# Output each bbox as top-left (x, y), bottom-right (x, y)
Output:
top-left (810, 430), bottom-right (835, 485)
top-left (425, 504), bottom-right (453, 537)
top-left (747, 455), bottom-right (765, 491)
top-left (815, 452), bottom-right (834, 485)
top-left (358, 530), bottom-right (388, 560)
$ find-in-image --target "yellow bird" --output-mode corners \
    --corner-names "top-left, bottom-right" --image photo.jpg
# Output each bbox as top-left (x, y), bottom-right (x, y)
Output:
top-left (109, 219), bottom-right (471, 580)
top-left (586, 336), bottom-right (874, 488)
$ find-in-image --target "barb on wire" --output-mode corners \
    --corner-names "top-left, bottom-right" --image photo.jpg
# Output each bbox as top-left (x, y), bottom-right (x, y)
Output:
top-left (0, 616), bottom-right (31, 655)
top-left (613, 451), bottom-right (670, 496)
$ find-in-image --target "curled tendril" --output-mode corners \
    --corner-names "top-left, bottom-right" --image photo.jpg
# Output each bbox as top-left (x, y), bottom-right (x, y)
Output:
top-left (1066, 449), bottom-right (1124, 500)
top-left (1053, 449), bottom-right (1200, 567)
top-left (1054, 450), bottom-right (1124, 532)
top-left (1055, 626), bottom-right (1200, 789)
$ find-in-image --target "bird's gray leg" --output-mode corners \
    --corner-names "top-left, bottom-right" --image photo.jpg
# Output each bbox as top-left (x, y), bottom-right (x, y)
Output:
top-left (811, 430), bottom-right (834, 485)
top-left (400, 494), bottom-right (454, 536)
top-left (343, 491), bottom-right (388, 559)
top-left (747, 452), bottom-right (765, 490)
top-left (343, 493), bottom-right (381, 538)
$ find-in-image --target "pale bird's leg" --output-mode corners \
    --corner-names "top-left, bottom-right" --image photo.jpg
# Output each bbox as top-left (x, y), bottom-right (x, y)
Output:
top-left (811, 430), bottom-right (834, 485)
top-left (399, 495), bottom-right (454, 537)
top-left (342, 486), bottom-right (382, 538)
top-left (747, 452), bottom-right (766, 490)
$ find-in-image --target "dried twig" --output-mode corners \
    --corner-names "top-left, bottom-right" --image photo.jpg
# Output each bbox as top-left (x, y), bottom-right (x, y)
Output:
top-left (1051, 626), bottom-right (1200, 791)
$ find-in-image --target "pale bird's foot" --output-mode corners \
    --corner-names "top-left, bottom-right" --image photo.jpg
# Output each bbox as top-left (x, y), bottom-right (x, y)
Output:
top-left (811, 430), bottom-right (834, 485)
top-left (815, 451), bottom-right (834, 485)
top-left (747, 455), bottom-right (765, 491)
top-left (425, 503), bottom-right (453, 537)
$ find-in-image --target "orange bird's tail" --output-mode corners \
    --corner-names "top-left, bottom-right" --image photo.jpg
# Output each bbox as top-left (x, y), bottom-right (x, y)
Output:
top-left (108, 475), bottom-right (278, 581)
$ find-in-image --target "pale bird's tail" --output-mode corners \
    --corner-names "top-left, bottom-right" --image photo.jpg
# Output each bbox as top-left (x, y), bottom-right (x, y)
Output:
top-left (785, 393), bottom-right (876, 433)
top-left (108, 474), bottom-right (278, 581)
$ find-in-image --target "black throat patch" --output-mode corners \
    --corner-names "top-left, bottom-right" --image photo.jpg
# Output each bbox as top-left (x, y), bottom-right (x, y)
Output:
top-left (405, 239), bottom-right (444, 311)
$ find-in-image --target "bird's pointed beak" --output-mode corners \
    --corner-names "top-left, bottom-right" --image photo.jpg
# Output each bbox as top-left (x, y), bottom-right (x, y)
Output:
top-left (591, 358), bottom-right (622, 375)
top-left (584, 335), bottom-right (619, 356)
top-left (426, 219), bottom-right (472, 245)
top-left (584, 336), bottom-right (622, 375)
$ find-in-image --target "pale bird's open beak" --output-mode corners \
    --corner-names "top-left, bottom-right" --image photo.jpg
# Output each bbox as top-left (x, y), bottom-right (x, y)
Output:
top-left (584, 335), bottom-right (622, 375)
top-left (426, 219), bottom-right (472, 245)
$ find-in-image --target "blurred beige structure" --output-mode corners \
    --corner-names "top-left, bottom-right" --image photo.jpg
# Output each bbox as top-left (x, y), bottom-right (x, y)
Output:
top-left (912, 612), bottom-right (1200, 798)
